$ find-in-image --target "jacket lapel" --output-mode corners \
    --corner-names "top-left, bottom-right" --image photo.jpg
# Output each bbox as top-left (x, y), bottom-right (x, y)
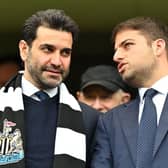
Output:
top-left (153, 94), bottom-right (168, 156)
top-left (119, 97), bottom-right (139, 165)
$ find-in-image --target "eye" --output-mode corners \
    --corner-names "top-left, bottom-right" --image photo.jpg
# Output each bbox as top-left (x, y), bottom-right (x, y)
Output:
top-left (123, 42), bottom-right (134, 49)
top-left (60, 48), bottom-right (72, 57)
top-left (40, 44), bottom-right (54, 53)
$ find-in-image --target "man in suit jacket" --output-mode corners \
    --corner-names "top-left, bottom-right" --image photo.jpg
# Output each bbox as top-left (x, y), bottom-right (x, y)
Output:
top-left (91, 17), bottom-right (168, 168)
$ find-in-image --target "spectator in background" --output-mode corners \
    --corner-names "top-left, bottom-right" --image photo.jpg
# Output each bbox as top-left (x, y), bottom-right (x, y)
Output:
top-left (76, 65), bottom-right (137, 113)
top-left (0, 56), bottom-right (21, 87)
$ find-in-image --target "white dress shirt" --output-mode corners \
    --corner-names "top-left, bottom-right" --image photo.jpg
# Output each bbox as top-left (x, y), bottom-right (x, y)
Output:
top-left (138, 75), bottom-right (168, 125)
top-left (21, 76), bottom-right (58, 101)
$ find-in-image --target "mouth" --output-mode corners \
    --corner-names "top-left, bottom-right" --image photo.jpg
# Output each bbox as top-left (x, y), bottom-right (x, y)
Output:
top-left (117, 62), bottom-right (127, 74)
top-left (44, 68), bottom-right (63, 77)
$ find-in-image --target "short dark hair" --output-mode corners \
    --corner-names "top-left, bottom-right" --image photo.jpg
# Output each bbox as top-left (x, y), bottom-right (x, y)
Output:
top-left (111, 16), bottom-right (168, 54)
top-left (22, 9), bottom-right (79, 46)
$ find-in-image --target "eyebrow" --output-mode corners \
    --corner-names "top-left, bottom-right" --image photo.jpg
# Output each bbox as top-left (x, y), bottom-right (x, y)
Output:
top-left (39, 44), bottom-right (72, 51)
top-left (61, 48), bottom-right (72, 53)
top-left (39, 44), bottom-right (55, 49)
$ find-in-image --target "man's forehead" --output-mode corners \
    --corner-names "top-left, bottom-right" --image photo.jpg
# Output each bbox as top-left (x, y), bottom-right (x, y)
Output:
top-left (33, 29), bottom-right (73, 48)
top-left (116, 30), bottom-right (140, 39)
top-left (114, 30), bottom-right (141, 47)
top-left (36, 26), bottom-right (72, 40)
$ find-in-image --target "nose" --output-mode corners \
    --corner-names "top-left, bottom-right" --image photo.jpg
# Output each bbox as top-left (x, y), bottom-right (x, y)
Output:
top-left (91, 98), bottom-right (105, 112)
top-left (113, 50), bottom-right (120, 63)
top-left (50, 52), bottom-right (62, 66)
top-left (113, 49), bottom-right (124, 63)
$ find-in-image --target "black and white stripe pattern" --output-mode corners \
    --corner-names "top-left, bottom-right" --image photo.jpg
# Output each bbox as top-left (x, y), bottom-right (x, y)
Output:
top-left (55, 83), bottom-right (86, 166)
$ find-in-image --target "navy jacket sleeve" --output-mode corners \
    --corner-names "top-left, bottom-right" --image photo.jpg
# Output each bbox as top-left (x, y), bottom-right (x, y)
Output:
top-left (91, 114), bottom-right (113, 168)
top-left (79, 102), bottom-right (100, 168)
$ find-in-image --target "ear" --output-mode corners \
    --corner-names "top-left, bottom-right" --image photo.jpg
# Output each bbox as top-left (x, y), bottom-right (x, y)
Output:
top-left (19, 40), bottom-right (29, 61)
top-left (76, 91), bottom-right (86, 102)
top-left (76, 91), bottom-right (80, 99)
top-left (152, 39), bottom-right (166, 56)
top-left (121, 92), bottom-right (131, 104)
top-left (76, 91), bottom-right (82, 100)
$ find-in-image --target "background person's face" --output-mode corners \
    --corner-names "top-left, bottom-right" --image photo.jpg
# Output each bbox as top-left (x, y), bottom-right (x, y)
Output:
top-left (19, 26), bottom-right (73, 89)
top-left (77, 85), bottom-right (127, 112)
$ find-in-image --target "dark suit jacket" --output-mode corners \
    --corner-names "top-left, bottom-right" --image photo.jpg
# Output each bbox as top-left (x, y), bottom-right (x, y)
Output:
top-left (80, 102), bottom-right (101, 168)
top-left (91, 96), bottom-right (168, 168)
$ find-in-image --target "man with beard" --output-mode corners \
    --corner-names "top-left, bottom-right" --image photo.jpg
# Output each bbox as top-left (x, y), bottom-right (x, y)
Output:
top-left (91, 17), bottom-right (168, 168)
top-left (0, 9), bottom-right (99, 168)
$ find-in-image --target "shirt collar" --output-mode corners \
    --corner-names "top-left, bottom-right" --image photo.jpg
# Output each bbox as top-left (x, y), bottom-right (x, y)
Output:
top-left (21, 76), bottom-right (58, 98)
top-left (139, 75), bottom-right (168, 102)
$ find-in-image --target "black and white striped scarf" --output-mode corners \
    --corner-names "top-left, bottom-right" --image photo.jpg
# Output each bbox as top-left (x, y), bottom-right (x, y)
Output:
top-left (0, 73), bottom-right (86, 168)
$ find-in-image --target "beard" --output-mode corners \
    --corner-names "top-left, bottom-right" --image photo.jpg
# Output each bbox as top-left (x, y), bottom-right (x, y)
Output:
top-left (122, 60), bottom-right (157, 88)
top-left (25, 52), bottom-right (70, 90)
top-left (29, 64), bottom-right (69, 89)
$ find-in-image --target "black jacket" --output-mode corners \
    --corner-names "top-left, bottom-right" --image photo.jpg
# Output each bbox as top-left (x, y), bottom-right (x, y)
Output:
top-left (0, 73), bottom-right (100, 168)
